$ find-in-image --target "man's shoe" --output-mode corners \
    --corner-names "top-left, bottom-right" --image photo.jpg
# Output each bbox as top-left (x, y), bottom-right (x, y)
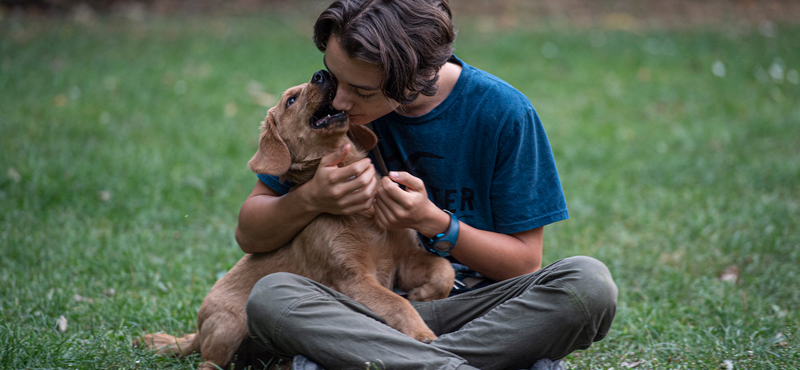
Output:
top-left (530, 358), bottom-right (563, 370)
top-left (292, 354), bottom-right (325, 370)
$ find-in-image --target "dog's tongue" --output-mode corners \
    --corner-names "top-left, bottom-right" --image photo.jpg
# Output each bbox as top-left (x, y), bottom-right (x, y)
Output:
top-left (311, 111), bottom-right (346, 129)
top-left (311, 114), bottom-right (333, 129)
top-left (310, 102), bottom-right (344, 129)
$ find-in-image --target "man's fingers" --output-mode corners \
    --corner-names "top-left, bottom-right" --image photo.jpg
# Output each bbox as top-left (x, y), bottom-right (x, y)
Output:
top-left (331, 163), bottom-right (375, 196)
top-left (339, 175), bottom-right (377, 205)
top-left (326, 158), bottom-right (373, 184)
top-left (319, 144), bottom-right (351, 168)
top-left (341, 185), bottom-right (377, 215)
top-left (379, 176), bottom-right (414, 209)
top-left (341, 199), bottom-right (372, 215)
top-left (373, 196), bottom-right (393, 227)
top-left (360, 172), bottom-right (378, 196)
top-left (388, 171), bottom-right (425, 191)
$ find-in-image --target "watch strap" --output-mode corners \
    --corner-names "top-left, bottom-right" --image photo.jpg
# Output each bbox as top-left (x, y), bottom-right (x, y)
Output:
top-left (426, 210), bottom-right (459, 257)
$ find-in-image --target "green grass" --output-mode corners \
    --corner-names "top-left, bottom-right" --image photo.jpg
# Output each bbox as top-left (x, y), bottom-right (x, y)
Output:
top-left (2, 11), bottom-right (799, 370)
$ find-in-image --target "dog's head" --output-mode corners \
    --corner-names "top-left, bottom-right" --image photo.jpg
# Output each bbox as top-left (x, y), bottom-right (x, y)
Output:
top-left (248, 70), bottom-right (378, 183)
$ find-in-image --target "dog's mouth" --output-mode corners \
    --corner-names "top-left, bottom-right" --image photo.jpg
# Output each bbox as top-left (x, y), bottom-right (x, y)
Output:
top-left (310, 105), bottom-right (346, 130)
top-left (309, 89), bottom-right (346, 130)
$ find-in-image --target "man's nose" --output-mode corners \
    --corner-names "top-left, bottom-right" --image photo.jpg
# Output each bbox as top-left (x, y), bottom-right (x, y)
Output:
top-left (331, 85), bottom-right (352, 112)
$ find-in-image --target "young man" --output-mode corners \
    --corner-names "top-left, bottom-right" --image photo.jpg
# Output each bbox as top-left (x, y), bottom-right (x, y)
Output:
top-left (237, 1), bottom-right (617, 369)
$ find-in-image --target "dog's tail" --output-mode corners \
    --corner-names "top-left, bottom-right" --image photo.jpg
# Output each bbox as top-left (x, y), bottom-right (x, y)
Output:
top-left (133, 332), bottom-right (200, 358)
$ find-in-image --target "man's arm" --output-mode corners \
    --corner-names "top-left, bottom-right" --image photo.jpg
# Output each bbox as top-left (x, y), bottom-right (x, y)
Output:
top-left (235, 180), bottom-right (320, 254)
top-left (447, 224), bottom-right (543, 281)
top-left (236, 145), bottom-right (377, 254)
top-left (374, 172), bottom-right (543, 281)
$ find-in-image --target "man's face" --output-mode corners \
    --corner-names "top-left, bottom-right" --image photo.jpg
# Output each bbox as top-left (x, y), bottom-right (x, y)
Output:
top-left (323, 35), bottom-right (399, 126)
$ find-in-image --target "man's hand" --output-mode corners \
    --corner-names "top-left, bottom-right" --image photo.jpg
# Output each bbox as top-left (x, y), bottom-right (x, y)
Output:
top-left (373, 171), bottom-right (545, 281)
top-left (301, 144), bottom-right (377, 215)
top-left (374, 171), bottom-right (449, 237)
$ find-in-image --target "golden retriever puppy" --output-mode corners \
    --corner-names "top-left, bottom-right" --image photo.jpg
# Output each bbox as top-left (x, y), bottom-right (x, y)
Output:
top-left (136, 70), bottom-right (455, 370)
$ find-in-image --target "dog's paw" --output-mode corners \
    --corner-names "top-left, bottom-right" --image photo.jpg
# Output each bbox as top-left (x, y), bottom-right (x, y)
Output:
top-left (406, 284), bottom-right (451, 302)
top-left (132, 333), bottom-right (160, 350)
top-left (414, 330), bottom-right (438, 344)
top-left (134, 332), bottom-right (196, 357)
top-left (134, 333), bottom-right (172, 351)
top-left (405, 325), bottom-right (437, 344)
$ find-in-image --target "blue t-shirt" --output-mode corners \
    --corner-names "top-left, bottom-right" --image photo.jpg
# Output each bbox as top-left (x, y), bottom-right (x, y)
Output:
top-left (258, 56), bottom-right (568, 235)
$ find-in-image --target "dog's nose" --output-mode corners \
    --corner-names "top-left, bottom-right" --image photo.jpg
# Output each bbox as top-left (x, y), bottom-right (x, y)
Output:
top-left (312, 70), bottom-right (330, 85)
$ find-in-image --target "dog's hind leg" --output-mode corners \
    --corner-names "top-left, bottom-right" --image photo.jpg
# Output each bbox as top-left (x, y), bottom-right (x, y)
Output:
top-left (196, 311), bottom-right (250, 370)
top-left (134, 332), bottom-right (200, 358)
top-left (396, 251), bottom-right (455, 302)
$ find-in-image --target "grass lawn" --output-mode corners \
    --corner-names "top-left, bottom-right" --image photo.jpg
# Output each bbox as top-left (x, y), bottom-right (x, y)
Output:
top-left (1, 9), bottom-right (798, 370)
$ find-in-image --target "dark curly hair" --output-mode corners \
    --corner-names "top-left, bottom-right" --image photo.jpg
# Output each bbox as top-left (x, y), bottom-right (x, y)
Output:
top-left (313, 0), bottom-right (456, 105)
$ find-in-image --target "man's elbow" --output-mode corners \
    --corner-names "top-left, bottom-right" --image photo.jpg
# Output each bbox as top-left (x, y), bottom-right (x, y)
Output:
top-left (235, 227), bottom-right (256, 254)
top-left (528, 252), bottom-right (543, 272)
top-left (518, 253), bottom-right (542, 276)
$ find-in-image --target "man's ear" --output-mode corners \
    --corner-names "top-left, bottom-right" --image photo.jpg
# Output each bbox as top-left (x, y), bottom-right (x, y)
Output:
top-left (347, 124), bottom-right (378, 151)
top-left (248, 109), bottom-right (292, 175)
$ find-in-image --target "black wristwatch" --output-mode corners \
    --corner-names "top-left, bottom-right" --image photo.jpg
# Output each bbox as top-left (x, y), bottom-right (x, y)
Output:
top-left (425, 210), bottom-right (459, 257)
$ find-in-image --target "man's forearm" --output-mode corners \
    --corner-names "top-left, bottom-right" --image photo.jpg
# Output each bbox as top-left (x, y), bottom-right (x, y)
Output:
top-left (448, 225), bottom-right (544, 281)
top-left (235, 184), bottom-right (320, 254)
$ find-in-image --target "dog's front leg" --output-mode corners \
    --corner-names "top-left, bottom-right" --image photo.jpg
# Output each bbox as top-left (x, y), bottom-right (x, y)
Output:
top-left (338, 277), bottom-right (437, 344)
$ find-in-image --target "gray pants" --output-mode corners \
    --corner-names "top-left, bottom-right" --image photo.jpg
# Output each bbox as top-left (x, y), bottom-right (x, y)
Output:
top-left (246, 256), bottom-right (617, 370)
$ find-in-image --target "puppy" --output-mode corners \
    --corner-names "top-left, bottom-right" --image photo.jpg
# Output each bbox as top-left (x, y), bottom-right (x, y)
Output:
top-left (136, 70), bottom-right (455, 370)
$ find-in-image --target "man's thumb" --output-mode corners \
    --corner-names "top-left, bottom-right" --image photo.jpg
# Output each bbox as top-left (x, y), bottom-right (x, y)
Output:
top-left (320, 144), bottom-right (351, 167)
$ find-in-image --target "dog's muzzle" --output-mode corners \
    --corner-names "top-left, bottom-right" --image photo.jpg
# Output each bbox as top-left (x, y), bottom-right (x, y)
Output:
top-left (310, 70), bottom-right (346, 130)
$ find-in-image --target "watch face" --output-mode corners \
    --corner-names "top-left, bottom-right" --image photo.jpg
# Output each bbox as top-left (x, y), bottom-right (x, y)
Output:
top-left (434, 240), bottom-right (454, 252)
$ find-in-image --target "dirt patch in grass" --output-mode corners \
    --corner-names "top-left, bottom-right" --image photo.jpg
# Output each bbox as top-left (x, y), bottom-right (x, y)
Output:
top-left (4, 0), bottom-right (800, 29)
top-left (453, 0), bottom-right (800, 29)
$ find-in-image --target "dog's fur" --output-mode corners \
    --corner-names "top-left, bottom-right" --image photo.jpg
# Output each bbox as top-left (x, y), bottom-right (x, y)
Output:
top-left (135, 73), bottom-right (455, 370)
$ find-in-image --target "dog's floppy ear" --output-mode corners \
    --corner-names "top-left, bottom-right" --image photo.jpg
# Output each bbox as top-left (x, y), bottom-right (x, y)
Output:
top-left (348, 124), bottom-right (378, 151)
top-left (248, 109), bottom-right (292, 175)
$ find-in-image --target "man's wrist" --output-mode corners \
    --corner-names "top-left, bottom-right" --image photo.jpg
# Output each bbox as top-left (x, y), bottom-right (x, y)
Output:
top-left (417, 207), bottom-right (452, 239)
top-left (293, 181), bottom-right (325, 216)
top-left (423, 209), bottom-right (459, 257)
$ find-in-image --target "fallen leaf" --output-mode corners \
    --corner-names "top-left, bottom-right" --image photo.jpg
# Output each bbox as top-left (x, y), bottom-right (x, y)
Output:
top-left (57, 315), bottom-right (68, 332)
top-left (621, 360), bottom-right (646, 368)
top-left (54, 94), bottom-right (67, 107)
top-left (224, 102), bottom-right (238, 117)
top-left (718, 265), bottom-right (740, 284)
top-left (719, 359), bottom-right (734, 370)
top-left (73, 294), bottom-right (94, 303)
top-left (7, 168), bottom-right (21, 183)
top-left (774, 332), bottom-right (789, 346)
top-left (247, 81), bottom-right (277, 107)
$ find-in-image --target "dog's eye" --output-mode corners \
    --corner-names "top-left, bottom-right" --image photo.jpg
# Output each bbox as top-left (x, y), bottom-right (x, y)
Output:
top-left (285, 96), bottom-right (297, 109)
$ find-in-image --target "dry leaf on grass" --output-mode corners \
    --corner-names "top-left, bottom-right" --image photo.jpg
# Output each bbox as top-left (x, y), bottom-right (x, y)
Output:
top-left (718, 265), bottom-right (740, 284)
top-left (73, 294), bottom-right (94, 303)
top-left (621, 360), bottom-right (647, 368)
top-left (7, 168), bottom-right (21, 183)
top-left (247, 81), bottom-right (277, 107)
top-left (774, 332), bottom-right (789, 347)
top-left (57, 315), bottom-right (68, 332)
top-left (719, 359), bottom-right (734, 370)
